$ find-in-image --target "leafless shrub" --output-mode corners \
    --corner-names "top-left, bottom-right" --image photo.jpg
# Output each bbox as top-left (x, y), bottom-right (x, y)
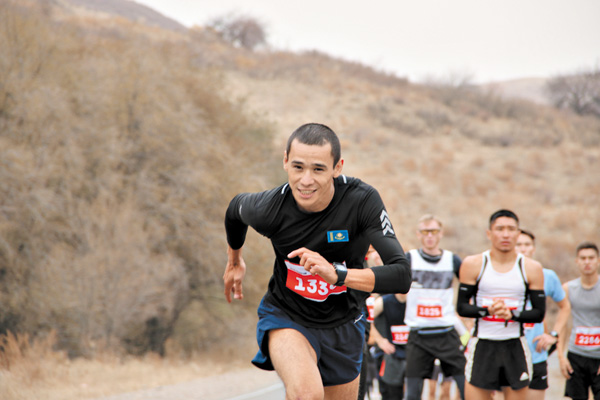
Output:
top-left (546, 66), bottom-right (600, 118)
top-left (206, 13), bottom-right (267, 50)
top-left (423, 70), bottom-right (477, 107)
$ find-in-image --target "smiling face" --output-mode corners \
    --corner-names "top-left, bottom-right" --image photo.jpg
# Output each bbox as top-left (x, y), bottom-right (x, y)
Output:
top-left (487, 216), bottom-right (520, 253)
top-left (283, 139), bottom-right (343, 213)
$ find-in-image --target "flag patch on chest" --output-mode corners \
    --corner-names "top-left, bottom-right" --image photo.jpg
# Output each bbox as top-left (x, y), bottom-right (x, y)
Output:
top-left (327, 230), bottom-right (349, 243)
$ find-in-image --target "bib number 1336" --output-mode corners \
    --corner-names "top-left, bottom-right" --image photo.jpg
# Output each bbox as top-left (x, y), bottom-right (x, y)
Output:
top-left (285, 260), bottom-right (347, 302)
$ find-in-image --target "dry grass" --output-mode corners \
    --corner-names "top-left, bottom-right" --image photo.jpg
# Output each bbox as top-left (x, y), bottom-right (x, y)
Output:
top-left (0, 330), bottom-right (248, 400)
top-left (0, 0), bottom-right (278, 359)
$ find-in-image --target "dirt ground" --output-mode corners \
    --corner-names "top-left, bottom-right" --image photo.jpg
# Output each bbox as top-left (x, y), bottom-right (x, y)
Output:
top-left (93, 366), bottom-right (281, 400)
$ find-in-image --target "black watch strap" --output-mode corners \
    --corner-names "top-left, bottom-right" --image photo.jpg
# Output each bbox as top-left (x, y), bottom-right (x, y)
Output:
top-left (333, 263), bottom-right (347, 286)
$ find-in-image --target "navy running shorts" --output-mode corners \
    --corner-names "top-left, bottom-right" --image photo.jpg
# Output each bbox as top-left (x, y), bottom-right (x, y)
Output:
top-left (252, 297), bottom-right (366, 386)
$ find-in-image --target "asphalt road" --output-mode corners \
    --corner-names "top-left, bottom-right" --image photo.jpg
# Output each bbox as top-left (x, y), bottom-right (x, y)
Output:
top-left (222, 354), bottom-right (567, 400)
top-left (223, 382), bottom-right (284, 400)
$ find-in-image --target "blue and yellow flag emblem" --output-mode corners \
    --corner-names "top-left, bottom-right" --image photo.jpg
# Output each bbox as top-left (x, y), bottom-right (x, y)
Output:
top-left (327, 230), bottom-right (349, 243)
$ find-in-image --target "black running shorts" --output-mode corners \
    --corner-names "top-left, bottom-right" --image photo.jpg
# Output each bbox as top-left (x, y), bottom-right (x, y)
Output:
top-left (465, 337), bottom-right (532, 391)
top-left (405, 327), bottom-right (466, 379)
top-left (564, 352), bottom-right (600, 400)
top-left (529, 361), bottom-right (549, 390)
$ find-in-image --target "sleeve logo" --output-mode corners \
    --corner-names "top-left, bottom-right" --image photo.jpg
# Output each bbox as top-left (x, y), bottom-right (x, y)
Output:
top-left (380, 210), bottom-right (395, 236)
top-left (327, 230), bottom-right (349, 243)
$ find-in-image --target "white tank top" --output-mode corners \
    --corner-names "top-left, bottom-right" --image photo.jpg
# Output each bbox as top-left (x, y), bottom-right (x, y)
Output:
top-left (474, 250), bottom-right (528, 340)
top-left (405, 249), bottom-right (458, 328)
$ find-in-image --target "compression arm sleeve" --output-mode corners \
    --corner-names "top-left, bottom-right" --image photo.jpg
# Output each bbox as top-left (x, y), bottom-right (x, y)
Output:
top-left (372, 257), bottom-right (411, 294)
top-left (456, 283), bottom-right (489, 318)
top-left (224, 194), bottom-right (249, 250)
top-left (511, 290), bottom-right (546, 323)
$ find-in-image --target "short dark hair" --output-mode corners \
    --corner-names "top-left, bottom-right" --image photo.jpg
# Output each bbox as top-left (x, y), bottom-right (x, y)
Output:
top-left (489, 209), bottom-right (519, 227)
top-left (286, 123), bottom-right (341, 167)
top-left (576, 241), bottom-right (599, 256)
top-left (519, 229), bottom-right (535, 242)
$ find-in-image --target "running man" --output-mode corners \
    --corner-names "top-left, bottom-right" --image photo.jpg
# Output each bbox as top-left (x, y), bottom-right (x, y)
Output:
top-left (223, 123), bottom-right (411, 399)
top-left (558, 241), bottom-right (600, 400)
top-left (457, 209), bottom-right (545, 400)
top-left (516, 229), bottom-right (570, 400)
top-left (370, 291), bottom-right (408, 400)
top-left (404, 214), bottom-right (466, 400)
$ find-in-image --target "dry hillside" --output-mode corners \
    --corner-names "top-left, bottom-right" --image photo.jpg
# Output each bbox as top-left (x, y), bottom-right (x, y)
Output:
top-left (1, 0), bottom-right (600, 379)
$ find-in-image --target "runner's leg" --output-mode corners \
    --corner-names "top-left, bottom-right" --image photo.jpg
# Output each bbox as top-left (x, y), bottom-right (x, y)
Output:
top-left (406, 377), bottom-right (425, 400)
top-left (465, 381), bottom-right (495, 400)
top-left (527, 388), bottom-right (545, 400)
top-left (501, 386), bottom-right (528, 400)
top-left (323, 375), bottom-right (361, 400)
top-left (269, 328), bottom-right (323, 400)
top-left (428, 378), bottom-right (438, 400)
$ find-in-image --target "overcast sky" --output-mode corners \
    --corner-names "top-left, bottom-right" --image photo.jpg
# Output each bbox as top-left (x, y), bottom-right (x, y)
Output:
top-left (134, 0), bottom-right (600, 83)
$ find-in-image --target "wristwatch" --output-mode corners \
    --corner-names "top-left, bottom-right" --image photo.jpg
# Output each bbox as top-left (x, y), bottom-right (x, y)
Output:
top-left (333, 262), bottom-right (347, 286)
top-left (550, 330), bottom-right (559, 338)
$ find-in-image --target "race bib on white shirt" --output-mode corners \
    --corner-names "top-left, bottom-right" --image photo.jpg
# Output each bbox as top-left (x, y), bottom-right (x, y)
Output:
top-left (479, 296), bottom-right (520, 322)
top-left (390, 325), bottom-right (409, 345)
top-left (416, 297), bottom-right (443, 319)
top-left (366, 295), bottom-right (376, 323)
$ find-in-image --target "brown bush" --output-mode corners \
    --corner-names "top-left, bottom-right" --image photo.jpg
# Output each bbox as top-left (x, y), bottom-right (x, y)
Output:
top-left (0, 0), bottom-right (279, 358)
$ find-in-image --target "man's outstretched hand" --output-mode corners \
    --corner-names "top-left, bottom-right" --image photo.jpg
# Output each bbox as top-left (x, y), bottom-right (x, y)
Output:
top-left (224, 247), bottom-right (246, 303)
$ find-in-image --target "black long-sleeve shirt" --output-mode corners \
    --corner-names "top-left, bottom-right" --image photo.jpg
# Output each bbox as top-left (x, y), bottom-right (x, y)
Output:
top-left (225, 175), bottom-right (410, 328)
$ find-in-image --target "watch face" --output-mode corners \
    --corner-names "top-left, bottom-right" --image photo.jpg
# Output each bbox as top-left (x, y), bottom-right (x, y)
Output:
top-left (334, 262), bottom-right (347, 272)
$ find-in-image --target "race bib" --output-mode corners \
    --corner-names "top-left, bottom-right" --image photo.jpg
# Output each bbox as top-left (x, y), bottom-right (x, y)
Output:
top-left (285, 260), bottom-right (347, 302)
top-left (574, 326), bottom-right (600, 347)
top-left (390, 325), bottom-right (409, 345)
top-left (416, 297), bottom-right (443, 318)
top-left (480, 297), bottom-right (519, 322)
top-left (366, 296), bottom-right (376, 323)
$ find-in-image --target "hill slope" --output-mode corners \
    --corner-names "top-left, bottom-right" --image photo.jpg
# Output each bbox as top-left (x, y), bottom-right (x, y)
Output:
top-left (55, 0), bottom-right (187, 31)
top-left (2, 0), bottom-right (600, 360)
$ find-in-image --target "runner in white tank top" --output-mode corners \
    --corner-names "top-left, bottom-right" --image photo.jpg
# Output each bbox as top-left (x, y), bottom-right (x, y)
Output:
top-left (474, 250), bottom-right (528, 340)
top-left (403, 215), bottom-right (466, 400)
top-left (457, 210), bottom-right (545, 400)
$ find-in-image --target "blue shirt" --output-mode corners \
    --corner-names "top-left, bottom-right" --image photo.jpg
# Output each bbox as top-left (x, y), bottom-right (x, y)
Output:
top-left (524, 268), bottom-right (565, 364)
